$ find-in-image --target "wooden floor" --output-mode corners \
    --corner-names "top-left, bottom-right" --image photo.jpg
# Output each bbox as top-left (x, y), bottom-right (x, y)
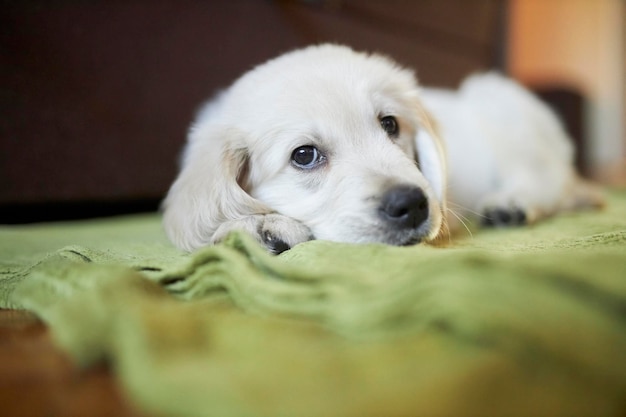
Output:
top-left (0, 309), bottom-right (147, 417)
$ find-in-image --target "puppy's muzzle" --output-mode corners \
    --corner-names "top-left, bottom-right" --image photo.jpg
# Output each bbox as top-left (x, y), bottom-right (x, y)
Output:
top-left (379, 185), bottom-right (429, 231)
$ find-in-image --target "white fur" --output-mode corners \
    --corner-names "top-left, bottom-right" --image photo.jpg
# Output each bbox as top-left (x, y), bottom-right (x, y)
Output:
top-left (163, 44), bottom-right (603, 252)
top-left (422, 72), bottom-right (603, 227)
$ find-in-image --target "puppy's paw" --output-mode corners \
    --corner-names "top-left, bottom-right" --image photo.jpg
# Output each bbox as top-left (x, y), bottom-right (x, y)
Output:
top-left (212, 214), bottom-right (314, 254)
top-left (258, 214), bottom-right (314, 254)
top-left (480, 206), bottom-right (527, 228)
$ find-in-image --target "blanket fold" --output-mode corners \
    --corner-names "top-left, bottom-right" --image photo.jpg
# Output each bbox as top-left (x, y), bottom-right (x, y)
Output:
top-left (2, 192), bottom-right (626, 416)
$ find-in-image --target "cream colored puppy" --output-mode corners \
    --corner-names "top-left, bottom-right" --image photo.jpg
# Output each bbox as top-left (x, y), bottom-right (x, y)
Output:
top-left (163, 44), bottom-right (603, 253)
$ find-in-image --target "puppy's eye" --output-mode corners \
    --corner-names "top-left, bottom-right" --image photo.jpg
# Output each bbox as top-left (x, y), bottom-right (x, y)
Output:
top-left (291, 146), bottom-right (325, 169)
top-left (380, 115), bottom-right (399, 137)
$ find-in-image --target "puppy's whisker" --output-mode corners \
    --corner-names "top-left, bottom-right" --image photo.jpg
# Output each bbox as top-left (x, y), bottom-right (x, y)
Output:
top-left (442, 217), bottom-right (453, 245)
top-left (450, 207), bottom-right (478, 233)
top-left (446, 207), bottom-right (473, 239)
top-left (443, 184), bottom-right (487, 219)
top-left (446, 201), bottom-right (486, 219)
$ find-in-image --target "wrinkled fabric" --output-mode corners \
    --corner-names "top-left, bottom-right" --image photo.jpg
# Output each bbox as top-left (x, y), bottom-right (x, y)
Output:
top-left (1, 192), bottom-right (626, 417)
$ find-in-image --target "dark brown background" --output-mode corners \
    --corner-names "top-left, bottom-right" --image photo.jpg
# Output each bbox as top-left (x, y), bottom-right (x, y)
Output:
top-left (0, 0), bottom-right (507, 222)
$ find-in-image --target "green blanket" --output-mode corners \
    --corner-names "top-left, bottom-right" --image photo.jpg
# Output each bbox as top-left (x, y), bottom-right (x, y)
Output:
top-left (1, 192), bottom-right (626, 417)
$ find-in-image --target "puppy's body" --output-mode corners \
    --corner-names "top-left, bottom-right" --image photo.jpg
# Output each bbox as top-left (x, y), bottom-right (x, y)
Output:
top-left (422, 73), bottom-right (603, 228)
top-left (163, 45), bottom-right (603, 253)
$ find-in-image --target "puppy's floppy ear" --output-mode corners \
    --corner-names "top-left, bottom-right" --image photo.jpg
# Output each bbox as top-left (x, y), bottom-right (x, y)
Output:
top-left (162, 126), bottom-right (270, 251)
top-left (414, 104), bottom-right (448, 209)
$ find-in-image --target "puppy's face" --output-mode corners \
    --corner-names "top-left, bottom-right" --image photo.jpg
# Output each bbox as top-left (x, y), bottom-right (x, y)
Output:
top-left (227, 46), bottom-right (446, 245)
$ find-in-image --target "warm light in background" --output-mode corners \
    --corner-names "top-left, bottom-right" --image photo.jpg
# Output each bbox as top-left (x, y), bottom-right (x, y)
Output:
top-left (507, 0), bottom-right (625, 184)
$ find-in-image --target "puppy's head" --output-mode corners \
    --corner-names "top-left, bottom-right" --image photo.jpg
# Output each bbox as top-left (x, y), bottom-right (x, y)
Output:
top-left (164, 44), bottom-right (447, 250)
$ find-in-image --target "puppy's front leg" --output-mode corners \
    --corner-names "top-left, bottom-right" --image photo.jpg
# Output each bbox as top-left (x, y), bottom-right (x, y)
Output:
top-left (211, 214), bottom-right (314, 254)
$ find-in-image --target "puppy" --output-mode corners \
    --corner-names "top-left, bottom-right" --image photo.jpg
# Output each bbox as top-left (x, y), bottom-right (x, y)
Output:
top-left (163, 44), bottom-right (603, 253)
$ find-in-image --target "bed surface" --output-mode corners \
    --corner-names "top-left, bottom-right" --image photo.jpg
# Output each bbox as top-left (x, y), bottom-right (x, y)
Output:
top-left (1, 190), bottom-right (626, 417)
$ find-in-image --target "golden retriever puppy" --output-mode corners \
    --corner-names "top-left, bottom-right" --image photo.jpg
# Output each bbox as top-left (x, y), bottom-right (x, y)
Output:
top-left (163, 44), bottom-right (603, 253)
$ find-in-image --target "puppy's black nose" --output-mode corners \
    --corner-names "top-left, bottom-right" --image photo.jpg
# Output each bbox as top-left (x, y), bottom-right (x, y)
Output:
top-left (379, 186), bottom-right (429, 229)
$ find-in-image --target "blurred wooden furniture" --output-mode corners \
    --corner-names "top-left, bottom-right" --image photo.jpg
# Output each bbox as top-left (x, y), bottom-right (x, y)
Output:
top-left (0, 309), bottom-right (147, 417)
